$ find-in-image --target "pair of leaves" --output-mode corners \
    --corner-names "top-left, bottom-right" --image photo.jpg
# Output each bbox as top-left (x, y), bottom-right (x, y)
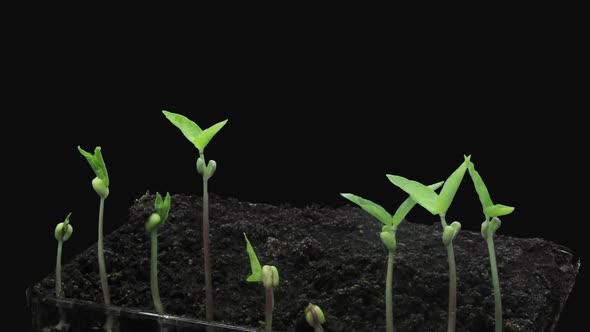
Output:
top-left (465, 157), bottom-right (514, 219)
top-left (387, 156), bottom-right (471, 215)
top-left (78, 146), bottom-right (109, 186)
top-left (341, 181), bottom-right (443, 228)
top-left (155, 192), bottom-right (171, 224)
top-left (244, 233), bottom-right (263, 282)
top-left (162, 111), bottom-right (228, 153)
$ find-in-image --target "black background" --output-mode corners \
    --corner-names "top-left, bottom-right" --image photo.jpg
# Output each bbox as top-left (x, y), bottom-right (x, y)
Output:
top-left (11, 25), bottom-right (585, 331)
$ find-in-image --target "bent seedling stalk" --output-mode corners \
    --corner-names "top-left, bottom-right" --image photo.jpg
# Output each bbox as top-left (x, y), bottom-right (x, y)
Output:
top-left (466, 157), bottom-right (515, 332)
top-left (54, 213), bottom-right (73, 331)
top-left (78, 146), bottom-right (116, 331)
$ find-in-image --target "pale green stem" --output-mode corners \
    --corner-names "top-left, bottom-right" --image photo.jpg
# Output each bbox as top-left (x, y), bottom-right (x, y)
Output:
top-left (151, 231), bottom-right (164, 314)
top-left (386, 250), bottom-right (395, 332)
top-left (98, 197), bottom-right (114, 331)
top-left (265, 287), bottom-right (274, 331)
top-left (56, 240), bottom-right (67, 329)
top-left (487, 234), bottom-right (502, 332)
top-left (446, 244), bottom-right (457, 332)
top-left (56, 240), bottom-right (63, 298)
top-left (200, 152), bottom-right (214, 322)
top-left (440, 214), bottom-right (456, 332)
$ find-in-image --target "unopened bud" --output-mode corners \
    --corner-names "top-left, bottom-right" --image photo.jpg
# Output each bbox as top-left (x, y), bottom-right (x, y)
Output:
top-left (481, 220), bottom-right (489, 239)
top-left (196, 157), bottom-right (206, 175)
top-left (305, 303), bottom-right (326, 328)
top-left (55, 223), bottom-right (73, 242)
top-left (92, 177), bottom-right (109, 199)
top-left (145, 213), bottom-right (162, 232)
top-left (380, 231), bottom-right (396, 251)
top-left (489, 217), bottom-right (501, 234)
top-left (262, 265), bottom-right (279, 289)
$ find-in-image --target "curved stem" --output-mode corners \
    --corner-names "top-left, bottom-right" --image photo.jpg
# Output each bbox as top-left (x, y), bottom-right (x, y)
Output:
top-left (265, 287), bottom-right (274, 331)
top-left (151, 231), bottom-right (164, 314)
top-left (56, 240), bottom-right (68, 329)
top-left (201, 152), bottom-right (214, 321)
top-left (446, 244), bottom-right (457, 332)
top-left (98, 197), bottom-right (114, 331)
top-left (386, 250), bottom-right (395, 332)
top-left (487, 235), bottom-right (502, 332)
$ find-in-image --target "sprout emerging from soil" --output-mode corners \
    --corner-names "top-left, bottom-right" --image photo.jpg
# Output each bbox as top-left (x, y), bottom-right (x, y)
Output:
top-left (145, 192), bottom-right (171, 315)
top-left (78, 146), bottom-right (115, 331)
top-left (162, 110), bottom-right (227, 322)
top-left (466, 157), bottom-right (514, 332)
top-left (54, 212), bottom-right (73, 331)
top-left (244, 233), bottom-right (279, 331)
top-left (305, 303), bottom-right (326, 332)
top-left (341, 180), bottom-right (443, 332)
top-left (387, 156), bottom-right (470, 332)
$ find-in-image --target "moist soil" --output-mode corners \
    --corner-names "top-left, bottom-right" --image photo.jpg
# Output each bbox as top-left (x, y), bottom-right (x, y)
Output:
top-left (32, 193), bottom-right (579, 331)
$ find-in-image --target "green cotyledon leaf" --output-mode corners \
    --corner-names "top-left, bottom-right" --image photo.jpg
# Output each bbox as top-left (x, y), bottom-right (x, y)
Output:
top-left (192, 119), bottom-right (228, 152)
top-left (340, 193), bottom-right (392, 226)
top-left (244, 233), bottom-right (263, 282)
top-left (162, 111), bottom-right (203, 143)
top-left (386, 175), bottom-right (440, 215)
top-left (466, 157), bottom-right (494, 211)
top-left (391, 181), bottom-right (444, 227)
top-left (437, 156), bottom-right (470, 214)
top-left (484, 204), bottom-right (515, 219)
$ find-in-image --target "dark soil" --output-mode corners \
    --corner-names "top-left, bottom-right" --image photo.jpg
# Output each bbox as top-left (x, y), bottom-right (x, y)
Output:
top-left (32, 193), bottom-right (579, 331)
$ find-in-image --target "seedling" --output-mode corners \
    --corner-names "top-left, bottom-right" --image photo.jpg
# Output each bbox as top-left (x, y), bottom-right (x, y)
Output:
top-left (465, 157), bottom-right (514, 332)
top-left (305, 303), bottom-right (326, 332)
top-left (162, 110), bottom-right (227, 322)
top-left (244, 233), bottom-right (279, 331)
top-left (78, 146), bottom-right (115, 331)
top-left (54, 213), bottom-right (73, 330)
top-left (387, 156), bottom-right (470, 332)
top-left (341, 180), bottom-right (442, 332)
top-left (145, 192), bottom-right (171, 315)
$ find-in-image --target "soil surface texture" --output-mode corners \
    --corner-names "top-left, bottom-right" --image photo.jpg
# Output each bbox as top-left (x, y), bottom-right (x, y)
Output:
top-left (33, 193), bottom-right (579, 331)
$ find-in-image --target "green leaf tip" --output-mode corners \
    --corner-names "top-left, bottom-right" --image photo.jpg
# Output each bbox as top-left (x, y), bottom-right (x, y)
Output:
top-left (341, 193), bottom-right (392, 226)
top-left (154, 192), bottom-right (171, 225)
top-left (467, 157), bottom-right (515, 220)
top-left (55, 213), bottom-right (73, 242)
top-left (438, 157), bottom-right (470, 214)
top-left (390, 181), bottom-right (444, 227)
top-left (162, 110), bottom-right (227, 153)
top-left (78, 146), bottom-right (109, 187)
top-left (244, 233), bottom-right (263, 283)
top-left (484, 204), bottom-right (515, 218)
top-left (386, 175), bottom-right (441, 215)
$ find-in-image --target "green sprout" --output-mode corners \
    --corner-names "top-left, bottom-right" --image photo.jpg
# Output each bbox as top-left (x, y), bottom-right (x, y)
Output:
top-left (244, 233), bottom-right (279, 331)
top-left (465, 157), bottom-right (514, 332)
top-left (145, 192), bottom-right (171, 315)
top-left (162, 111), bottom-right (227, 322)
top-left (305, 303), bottom-right (326, 332)
top-left (341, 180), bottom-right (443, 332)
top-left (387, 156), bottom-right (470, 332)
top-left (54, 213), bottom-right (73, 331)
top-left (78, 146), bottom-right (114, 331)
